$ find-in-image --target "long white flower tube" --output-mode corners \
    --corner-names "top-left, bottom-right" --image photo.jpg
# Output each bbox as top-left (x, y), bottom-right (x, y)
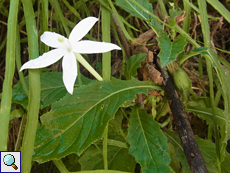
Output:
top-left (20, 17), bottom-right (121, 94)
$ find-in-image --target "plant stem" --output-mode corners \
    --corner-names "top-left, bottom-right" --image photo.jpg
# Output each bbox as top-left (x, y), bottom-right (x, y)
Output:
top-left (179, 50), bottom-right (204, 66)
top-left (41, 0), bottom-right (49, 53)
top-left (53, 160), bottom-right (69, 173)
top-left (15, 114), bottom-right (26, 151)
top-left (103, 124), bottom-right (109, 170)
top-left (101, 4), bottom-right (111, 170)
top-left (21, 0), bottom-right (41, 172)
top-left (15, 24), bottom-right (29, 96)
top-left (74, 53), bottom-right (103, 81)
top-left (0, 0), bottom-right (19, 151)
top-left (102, 8), bottom-right (111, 81)
top-left (198, 0), bottom-right (221, 171)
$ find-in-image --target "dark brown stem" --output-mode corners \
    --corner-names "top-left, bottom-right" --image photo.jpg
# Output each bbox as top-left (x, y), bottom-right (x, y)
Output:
top-left (111, 13), bottom-right (131, 60)
top-left (159, 62), bottom-right (208, 173)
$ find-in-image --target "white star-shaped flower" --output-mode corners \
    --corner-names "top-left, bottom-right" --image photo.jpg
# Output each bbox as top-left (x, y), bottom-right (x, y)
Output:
top-left (20, 16), bottom-right (121, 94)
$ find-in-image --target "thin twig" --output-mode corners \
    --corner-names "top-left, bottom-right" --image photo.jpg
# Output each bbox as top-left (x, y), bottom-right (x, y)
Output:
top-left (0, 20), bottom-right (28, 35)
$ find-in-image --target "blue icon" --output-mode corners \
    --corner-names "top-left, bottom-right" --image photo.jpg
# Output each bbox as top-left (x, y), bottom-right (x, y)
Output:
top-left (3, 154), bottom-right (18, 170)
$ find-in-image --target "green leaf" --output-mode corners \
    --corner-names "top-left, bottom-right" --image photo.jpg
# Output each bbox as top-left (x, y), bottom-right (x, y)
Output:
top-left (10, 108), bottom-right (24, 120)
top-left (157, 32), bottom-right (187, 67)
top-left (66, 170), bottom-right (131, 173)
top-left (185, 48), bottom-right (230, 163)
top-left (125, 53), bottom-right (147, 80)
top-left (79, 141), bottom-right (135, 171)
top-left (195, 136), bottom-right (230, 173)
top-left (164, 130), bottom-right (191, 172)
top-left (116, 0), bottom-right (153, 20)
top-left (149, 18), bottom-right (164, 32)
top-left (117, 14), bottom-right (140, 32)
top-left (106, 0), bottom-right (136, 42)
top-left (189, 47), bottom-right (208, 55)
top-left (127, 107), bottom-right (170, 173)
top-left (116, 0), bottom-right (163, 31)
top-left (186, 105), bottom-right (230, 135)
top-left (206, 49), bottom-right (230, 162)
top-left (12, 72), bottom-right (93, 108)
top-left (206, 0), bottom-right (230, 23)
top-left (178, 47), bottom-right (209, 65)
top-left (183, 0), bottom-right (219, 21)
top-left (33, 78), bottom-right (161, 163)
top-left (165, 130), bottom-right (230, 173)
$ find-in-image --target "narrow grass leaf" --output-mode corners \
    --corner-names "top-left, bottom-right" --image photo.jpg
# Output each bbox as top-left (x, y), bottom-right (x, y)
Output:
top-left (207, 0), bottom-right (230, 23)
top-left (107, 0), bottom-right (135, 42)
top-left (207, 49), bottom-right (230, 161)
top-left (116, 0), bottom-right (163, 31)
top-left (116, 0), bottom-right (152, 20)
top-left (183, 0), bottom-right (219, 20)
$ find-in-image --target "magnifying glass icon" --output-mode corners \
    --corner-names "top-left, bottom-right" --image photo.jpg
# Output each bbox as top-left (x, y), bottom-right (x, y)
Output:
top-left (3, 154), bottom-right (18, 170)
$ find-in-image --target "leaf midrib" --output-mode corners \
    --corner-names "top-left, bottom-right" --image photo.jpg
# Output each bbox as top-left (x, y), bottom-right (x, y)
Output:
top-left (135, 108), bottom-right (157, 171)
top-left (37, 84), bottom-right (160, 147)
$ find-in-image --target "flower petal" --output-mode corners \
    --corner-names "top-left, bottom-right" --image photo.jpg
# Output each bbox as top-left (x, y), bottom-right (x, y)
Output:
top-left (62, 52), bottom-right (77, 94)
top-left (72, 40), bottom-right (121, 54)
top-left (69, 17), bottom-right (98, 44)
top-left (20, 49), bottom-right (66, 71)
top-left (41, 31), bottom-right (69, 48)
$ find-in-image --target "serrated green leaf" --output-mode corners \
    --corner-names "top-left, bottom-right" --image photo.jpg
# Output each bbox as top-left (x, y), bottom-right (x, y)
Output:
top-left (79, 140), bottom-right (135, 171)
top-left (125, 53), bottom-right (147, 80)
top-left (127, 107), bottom-right (170, 173)
top-left (169, 9), bottom-right (184, 38)
top-left (157, 32), bottom-right (187, 67)
top-left (32, 78), bottom-right (161, 163)
top-left (149, 18), bottom-right (163, 32)
top-left (12, 72), bottom-right (94, 108)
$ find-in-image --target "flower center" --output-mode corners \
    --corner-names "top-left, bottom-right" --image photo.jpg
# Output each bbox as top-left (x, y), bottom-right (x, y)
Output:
top-left (58, 37), bottom-right (65, 42)
top-left (58, 36), bottom-right (72, 52)
top-left (66, 41), bottom-right (72, 52)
